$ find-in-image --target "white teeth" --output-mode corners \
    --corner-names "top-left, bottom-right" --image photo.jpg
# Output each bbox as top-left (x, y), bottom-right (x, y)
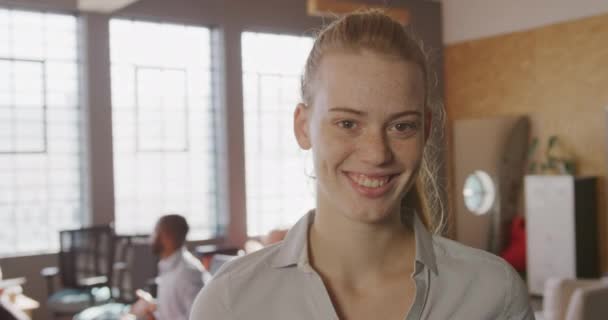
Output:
top-left (352, 175), bottom-right (390, 188)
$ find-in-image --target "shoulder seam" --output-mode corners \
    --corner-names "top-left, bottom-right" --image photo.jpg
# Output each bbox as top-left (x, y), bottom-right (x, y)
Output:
top-left (432, 236), bottom-right (508, 268)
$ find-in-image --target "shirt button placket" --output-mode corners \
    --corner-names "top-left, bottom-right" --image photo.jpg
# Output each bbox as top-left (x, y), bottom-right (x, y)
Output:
top-left (406, 267), bottom-right (429, 320)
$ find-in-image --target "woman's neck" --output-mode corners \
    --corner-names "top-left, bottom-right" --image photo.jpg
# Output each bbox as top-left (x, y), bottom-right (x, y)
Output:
top-left (308, 203), bottom-right (417, 284)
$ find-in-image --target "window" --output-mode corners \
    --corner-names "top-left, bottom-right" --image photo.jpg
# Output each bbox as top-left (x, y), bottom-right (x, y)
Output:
top-left (242, 32), bottom-right (314, 236)
top-left (110, 19), bottom-right (219, 239)
top-left (0, 8), bottom-right (82, 256)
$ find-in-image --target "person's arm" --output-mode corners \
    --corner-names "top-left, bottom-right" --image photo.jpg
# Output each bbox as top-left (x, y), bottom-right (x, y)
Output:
top-left (146, 308), bottom-right (157, 320)
top-left (179, 270), bottom-right (205, 316)
top-left (128, 290), bottom-right (157, 320)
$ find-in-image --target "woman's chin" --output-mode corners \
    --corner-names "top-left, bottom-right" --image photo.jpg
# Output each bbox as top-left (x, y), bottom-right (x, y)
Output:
top-left (342, 206), bottom-right (400, 225)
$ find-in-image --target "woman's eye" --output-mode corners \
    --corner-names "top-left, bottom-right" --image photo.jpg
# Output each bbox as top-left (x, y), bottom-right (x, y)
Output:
top-left (391, 122), bottom-right (418, 133)
top-left (337, 120), bottom-right (357, 129)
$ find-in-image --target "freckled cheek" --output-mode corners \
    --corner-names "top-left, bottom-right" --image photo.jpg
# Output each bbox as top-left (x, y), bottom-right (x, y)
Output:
top-left (395, 147), bottom-right (422, 164)
top-left (312, 126), bottom-right (356, 178)
top-left (392, 140), bottom-right (425, 167)
top-left (390, 147), bottom-right (423, 192)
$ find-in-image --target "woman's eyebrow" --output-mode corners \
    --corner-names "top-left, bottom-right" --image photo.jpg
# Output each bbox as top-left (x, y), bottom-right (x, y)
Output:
top-left (329, 107), bottom-right (366, 115)
top-left (388, 110), bottom-right (422, 121)
top-left (329, 107), bottom-right (422, 120)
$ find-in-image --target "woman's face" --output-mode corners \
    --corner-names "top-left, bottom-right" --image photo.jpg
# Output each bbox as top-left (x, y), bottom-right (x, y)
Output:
top-left (295, 50), bottom-right (427, 224)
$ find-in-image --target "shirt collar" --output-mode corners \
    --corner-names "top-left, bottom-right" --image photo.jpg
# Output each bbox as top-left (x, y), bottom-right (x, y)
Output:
top-left (271, 210), bottom-right (314, 269)
top-left (271, 210), bottom-right (438, 275)
top-left (158, 247), bottom-right (185, 274)
top-left (412, 213), bottom-right (438, 275)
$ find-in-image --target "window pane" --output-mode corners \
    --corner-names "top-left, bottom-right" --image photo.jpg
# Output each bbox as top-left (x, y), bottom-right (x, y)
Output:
top-left (110, 19), bottom-right (219, 239)
top-left (242, 32), bottom-right (315, 236)
top-left (0, 8), bottom-right (81, 257)
top-left (11, 11), bottom-right (44, 60)
top-left (46, 61), bottom-right (78, 107)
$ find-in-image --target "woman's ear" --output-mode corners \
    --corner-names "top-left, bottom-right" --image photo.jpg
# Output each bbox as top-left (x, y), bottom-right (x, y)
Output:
top-left (294, 103), bottom-right (312, 150)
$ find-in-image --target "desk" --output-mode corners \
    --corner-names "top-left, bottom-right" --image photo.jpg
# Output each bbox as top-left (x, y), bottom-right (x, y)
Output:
top-left (0, 293), bottom-right (39, 320)
top-left (13, 294), bottom-right (39, 319)
top-left (1, 277), bottom-right (38, 319)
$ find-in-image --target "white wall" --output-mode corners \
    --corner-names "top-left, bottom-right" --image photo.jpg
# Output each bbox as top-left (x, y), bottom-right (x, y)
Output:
top-left (441, 0), bottom-right (608, 44)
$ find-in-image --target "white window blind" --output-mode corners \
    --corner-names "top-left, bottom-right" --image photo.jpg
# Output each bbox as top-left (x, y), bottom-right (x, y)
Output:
top-left (0, 8), bottom-right (82, 256)
top-left (110, 19), bottom-right (219, 239)
top-left (241, 32), bottom-right (314, 236)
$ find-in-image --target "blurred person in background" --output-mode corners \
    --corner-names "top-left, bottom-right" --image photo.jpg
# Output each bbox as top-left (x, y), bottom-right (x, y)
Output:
top-left (128, 214), bottom-right (210, 320)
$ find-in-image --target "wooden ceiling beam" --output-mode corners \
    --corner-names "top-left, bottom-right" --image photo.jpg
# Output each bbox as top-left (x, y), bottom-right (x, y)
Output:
top-left (307, 0), bottom-right (410, 25)
top-left (78, 0), bottom-right (141, 13)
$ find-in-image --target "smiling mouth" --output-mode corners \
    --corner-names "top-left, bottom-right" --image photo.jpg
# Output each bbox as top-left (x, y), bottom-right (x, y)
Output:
top-left (347, 173), bottom-right (392, 188)
top-left (344, 172), bottom-right (399, 198)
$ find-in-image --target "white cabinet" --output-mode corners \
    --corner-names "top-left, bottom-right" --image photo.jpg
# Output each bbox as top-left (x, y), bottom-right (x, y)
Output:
top-left (524, 175), bottom-right (599, 295)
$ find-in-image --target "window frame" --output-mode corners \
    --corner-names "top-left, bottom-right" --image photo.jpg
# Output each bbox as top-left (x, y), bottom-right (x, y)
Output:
top-left (0, 6), bottom-right (86, 257)
top-left (240, 31), bottom-right (315, 237)
top-left (0, 57), bottom-right (48, 154)
top-left (108, 17), bottom-right (224, 240)
top-left (0, 0), bottom-right (332, 257)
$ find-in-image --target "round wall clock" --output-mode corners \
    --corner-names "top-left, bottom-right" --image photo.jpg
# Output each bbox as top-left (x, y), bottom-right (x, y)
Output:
top-left (462, 170), bottom-right (496, 215)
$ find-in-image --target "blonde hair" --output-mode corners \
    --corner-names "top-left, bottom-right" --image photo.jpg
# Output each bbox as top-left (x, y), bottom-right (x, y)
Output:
top-left (301, 11), bottom-right (446, 234)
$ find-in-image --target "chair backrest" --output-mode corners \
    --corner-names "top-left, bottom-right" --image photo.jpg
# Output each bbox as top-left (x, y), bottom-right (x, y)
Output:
top-left (542, 278), bottom-right (599, 320)
top-left (113, 235), bottom-right (157, 304)
top-left (58, 225), bottom-right (115, 288)
top-left (565, 283), bottom-right (608, 320)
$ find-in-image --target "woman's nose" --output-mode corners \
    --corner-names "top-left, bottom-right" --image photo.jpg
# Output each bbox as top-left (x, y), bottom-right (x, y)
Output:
top-left (358, 130), bottom-right (393, 166)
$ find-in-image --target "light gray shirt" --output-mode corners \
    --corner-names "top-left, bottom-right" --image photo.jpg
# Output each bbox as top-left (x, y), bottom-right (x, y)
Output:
top-left (191, 211), bottom-right (534, 319)
top-left (156, 247), bottom-right (209, 320)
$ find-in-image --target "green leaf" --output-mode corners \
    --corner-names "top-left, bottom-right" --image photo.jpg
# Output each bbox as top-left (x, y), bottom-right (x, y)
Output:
top-left (548, 135), bottom-right (558, 149)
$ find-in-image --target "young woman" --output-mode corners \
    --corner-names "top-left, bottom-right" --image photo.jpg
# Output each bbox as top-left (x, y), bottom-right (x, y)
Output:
top-left (191, 11), bottom-right (533, 320)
